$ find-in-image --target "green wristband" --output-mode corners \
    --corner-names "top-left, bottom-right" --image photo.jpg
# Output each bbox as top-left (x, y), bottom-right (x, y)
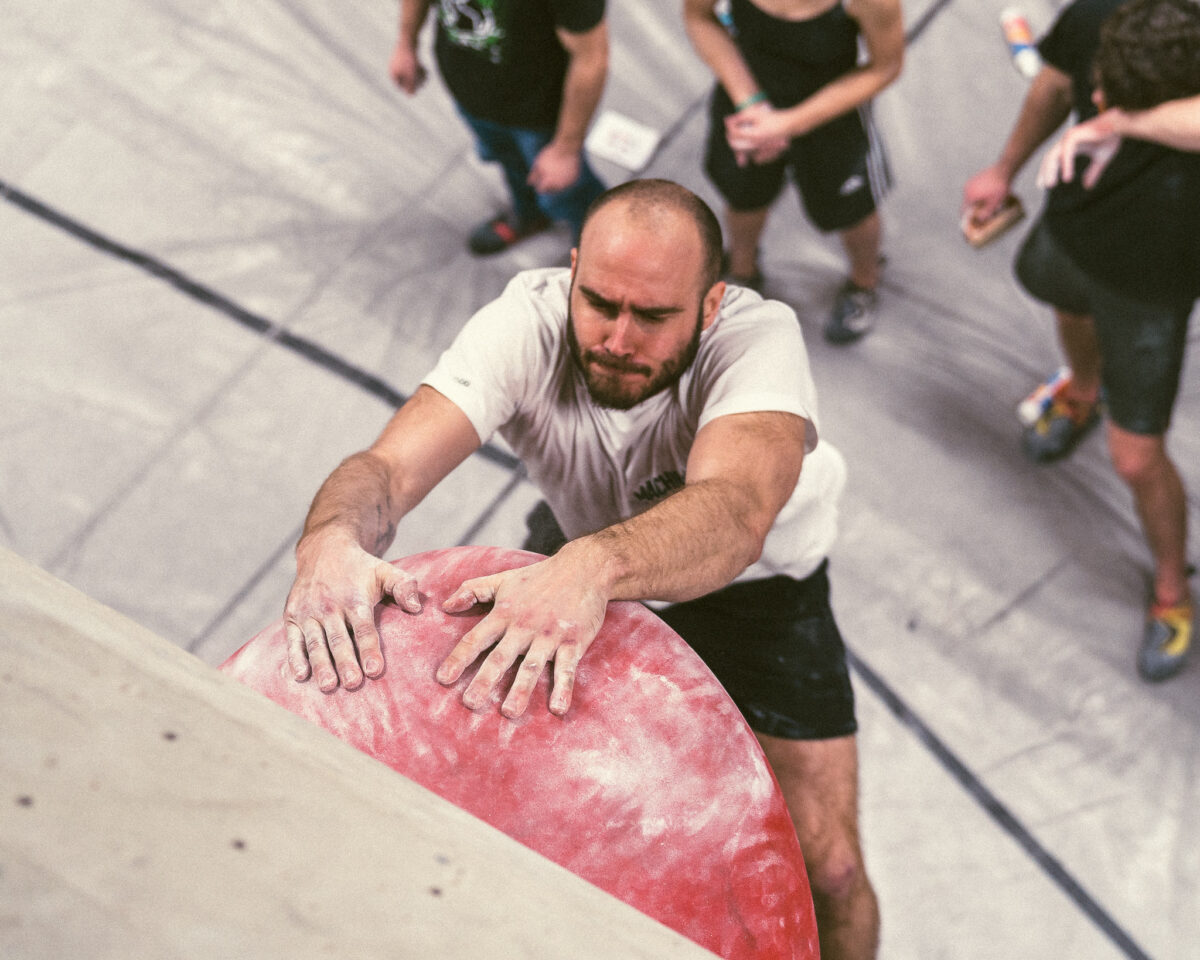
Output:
top-left (734, 91), bottom-right (767, 111)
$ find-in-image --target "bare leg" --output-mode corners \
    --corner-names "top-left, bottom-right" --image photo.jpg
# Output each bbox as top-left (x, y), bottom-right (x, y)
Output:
top-left (757, 732), bottom-right (879, 960)
top-left (1106, 424), bottom-right (1190, 607)
top-left (839, 212), bottom-right (882, 289)
top-left (726, 206), bottom-right (770, 278)
top-left (1054, 309), bottom-right (1103, 402)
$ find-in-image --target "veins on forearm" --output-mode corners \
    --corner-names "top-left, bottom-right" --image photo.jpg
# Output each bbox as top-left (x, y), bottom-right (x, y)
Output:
top-left (585, 482), bottom-right (764, 603)
top-left (371, 503), bottom-right (397, 556)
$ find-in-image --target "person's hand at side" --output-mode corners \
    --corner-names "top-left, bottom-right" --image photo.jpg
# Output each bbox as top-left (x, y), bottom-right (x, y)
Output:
top-left (389, 40), bottom-right (427, 94)
top-left (528, 140), bottom-right (583, 194)
top-left (435, 547), bottom-right (608, 720)
top-left (284, 528), bottom-right (422, 693)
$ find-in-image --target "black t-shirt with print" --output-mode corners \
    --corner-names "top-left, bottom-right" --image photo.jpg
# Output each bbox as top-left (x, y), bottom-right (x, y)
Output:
top-left (1038, 0), bottom-right (1200, 304)
top-left (434, 0), bottom-right (605, 129)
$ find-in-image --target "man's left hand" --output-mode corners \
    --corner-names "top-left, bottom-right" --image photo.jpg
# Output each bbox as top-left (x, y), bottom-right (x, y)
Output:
top-left (435, 555), bottom-right (608, 719)
top-left (1037, 111), bottom-right (1123, 190)
top-left (528, 142), bottom-right (582, 194)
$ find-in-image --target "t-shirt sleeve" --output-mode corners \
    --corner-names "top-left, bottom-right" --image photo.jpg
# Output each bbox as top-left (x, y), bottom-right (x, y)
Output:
top-left (1037, 0), bottom-right (1104, 77)
top-left (692, 295), bottom-right (821, 453)
top-left (551, 0), bottom-right (605, 34)
top-left (1038, 0), bottom-right (1121, 120)
top-left (422, 271), bottom-right (561, 444)
top-left (1036, 4), bottom-right (1076, 72)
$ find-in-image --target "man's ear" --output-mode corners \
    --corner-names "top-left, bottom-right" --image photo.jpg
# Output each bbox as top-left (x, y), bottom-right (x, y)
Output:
top-left (701, 280), bottom-right (726, 331)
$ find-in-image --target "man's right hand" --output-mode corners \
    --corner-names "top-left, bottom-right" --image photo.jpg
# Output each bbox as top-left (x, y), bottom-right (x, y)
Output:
top-left (961, 164), bottom-right (1013, 225)
top-left (389, 42), bottom-right (427, 94)
top-left (284, 532), bottom-right (423, 693)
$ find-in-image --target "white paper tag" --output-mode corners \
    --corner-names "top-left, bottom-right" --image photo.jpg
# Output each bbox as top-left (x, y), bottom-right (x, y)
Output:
top-left (585, 110), bottom-right (662, 172)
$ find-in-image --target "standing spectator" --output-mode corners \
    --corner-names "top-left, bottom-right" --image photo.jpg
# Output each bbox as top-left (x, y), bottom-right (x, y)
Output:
top-left (390, 0), bottom-right (608, 254)
top-left (963, 0), bottom-right (1200, 681)
top-left (683, 0), bottom-right (903, 343)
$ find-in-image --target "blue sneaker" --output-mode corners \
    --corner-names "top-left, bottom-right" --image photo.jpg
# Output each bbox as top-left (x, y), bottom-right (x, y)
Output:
top-left (824, 279), bottom-right (877, 344)
top-left (1138, 599), bottom-right (1193, 681)
top-left (1021, 374), bottom-right (1101, 463)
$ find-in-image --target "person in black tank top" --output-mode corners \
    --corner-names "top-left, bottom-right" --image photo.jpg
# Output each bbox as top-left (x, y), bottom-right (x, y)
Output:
top-left (684, 6), bottom-right (901, 954)
top-left (727, 0), bottom-right (860, 104)
top-left (684, 0), bottom-right (904, 345)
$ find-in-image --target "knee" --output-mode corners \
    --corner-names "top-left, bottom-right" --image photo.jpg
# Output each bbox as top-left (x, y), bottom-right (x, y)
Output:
top-left (1108, 435), bottom-right (1167, 488)
top-left (807, 846), bottom-right (867, 905)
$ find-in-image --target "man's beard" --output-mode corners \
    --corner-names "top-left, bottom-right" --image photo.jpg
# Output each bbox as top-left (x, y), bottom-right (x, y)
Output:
top-left (567, 304), bottom-right (704, 411)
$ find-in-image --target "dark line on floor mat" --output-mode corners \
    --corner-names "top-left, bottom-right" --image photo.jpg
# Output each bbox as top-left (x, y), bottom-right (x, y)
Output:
top-left (847, 647), bottom-right (1153, 960)
top-left (0, 178), bottom-right (518, 473)
top-left (905, 0), bottom-right (956, 44)
top-left (456, 470), bottom-right (528, 548)
top-left (187, 525), bottom-right (303, 653)
top-left (639, 91), bottom-right (709, 172)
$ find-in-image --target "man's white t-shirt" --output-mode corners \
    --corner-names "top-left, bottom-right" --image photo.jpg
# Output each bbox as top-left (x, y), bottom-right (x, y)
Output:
top-left (423, 268), bottom-right (846, 589)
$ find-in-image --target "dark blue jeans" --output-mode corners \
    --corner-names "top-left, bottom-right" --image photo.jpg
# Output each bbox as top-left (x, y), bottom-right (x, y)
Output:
top-left (457, 106), bottom-right (605, 242)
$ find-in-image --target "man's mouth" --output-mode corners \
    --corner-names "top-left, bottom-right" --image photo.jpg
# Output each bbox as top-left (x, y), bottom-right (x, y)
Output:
top-left (588, 352), bottom-right (650, 376)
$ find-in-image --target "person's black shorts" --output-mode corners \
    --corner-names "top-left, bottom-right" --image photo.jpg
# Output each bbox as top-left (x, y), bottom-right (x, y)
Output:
top-left (1015, 219), bottom-right (1194, 436)
top-left (522, 503), bottom-right (856, 741)
top-left (657, 562), bottom-right (857, 741)
top-left (704, 87), bottom-right (890, 232)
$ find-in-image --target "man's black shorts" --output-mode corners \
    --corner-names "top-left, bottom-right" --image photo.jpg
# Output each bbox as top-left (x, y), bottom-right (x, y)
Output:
top-left (657, 561), bottom-right (857, 741)
top-left (1015, 218), bottom-right (1194, 435)
top-left (704, 87), bottom-right (890, 232)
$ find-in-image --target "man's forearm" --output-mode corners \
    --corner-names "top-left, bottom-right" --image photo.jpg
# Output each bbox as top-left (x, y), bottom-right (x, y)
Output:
top-left (399, 0), bottom-right (432, 47)
top-left (778, 60), bottom-right (899, 138)
top-left (994, 66), bottom-right (1075, 180)
top-left (551, 26), bottom-right (608, 152)
top-left (299, 451), bottom-right (400, 559)
top-left (560, 477), bottom-right (774, 605)
top-left (1111, 96), bottom-right (1200, 152)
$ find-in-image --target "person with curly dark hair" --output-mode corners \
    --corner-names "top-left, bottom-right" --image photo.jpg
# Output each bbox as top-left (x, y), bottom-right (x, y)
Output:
top-left (1091, 0), bottom-right (1200, 110)
top-left (963, 0), bottom-right (1200, 682)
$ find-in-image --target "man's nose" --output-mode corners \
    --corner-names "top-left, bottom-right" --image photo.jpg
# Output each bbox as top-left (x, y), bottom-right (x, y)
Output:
top-left (604, 314), bottom-right (638, 357)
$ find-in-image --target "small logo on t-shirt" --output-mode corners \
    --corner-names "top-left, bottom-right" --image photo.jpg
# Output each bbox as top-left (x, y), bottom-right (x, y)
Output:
top-left (453, 376), bottom-right (471, 387)
top-left (633, 470), bottom-right (685, 503)
top-left (438, 0), bottom-right (506, 64)
top-left (838, 174), bottom-right (865, 196)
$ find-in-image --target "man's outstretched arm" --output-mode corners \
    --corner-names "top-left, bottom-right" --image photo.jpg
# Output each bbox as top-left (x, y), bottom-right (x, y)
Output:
top-left (284, 385), bottom-right (481, 692)
top-left (436, 409), bottom-right (807, 719)
top-left (1038, 94), bottom-right (1200, 189)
